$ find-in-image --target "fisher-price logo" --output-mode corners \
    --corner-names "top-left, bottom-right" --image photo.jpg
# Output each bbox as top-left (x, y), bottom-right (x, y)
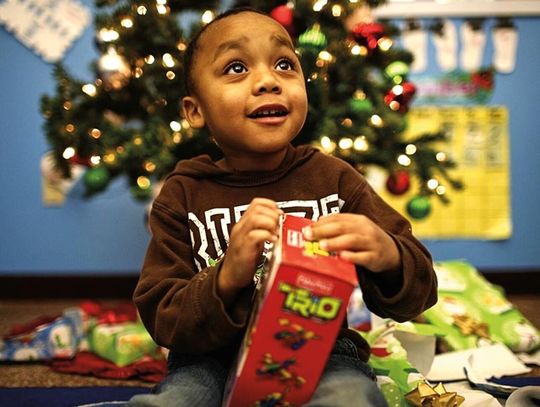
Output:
top-left (279, 282), bottom-right (342, 322)
top-left (296, 273), bottom-right (334, 296)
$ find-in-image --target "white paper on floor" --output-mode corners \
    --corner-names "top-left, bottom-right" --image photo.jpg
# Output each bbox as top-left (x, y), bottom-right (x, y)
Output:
top-left (427, 343), bottom-right (531, 382)
top-left (444, 381), bottom-right (503, 407)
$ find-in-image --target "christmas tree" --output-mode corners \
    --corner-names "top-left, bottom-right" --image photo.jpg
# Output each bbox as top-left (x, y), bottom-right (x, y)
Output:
top-left (41, 0), bottom-right (462, 217)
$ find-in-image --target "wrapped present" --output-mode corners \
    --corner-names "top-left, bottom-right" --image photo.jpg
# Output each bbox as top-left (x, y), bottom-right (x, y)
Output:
top-left (0, 308), bottom-right (83, 361)
top-left (223, 215), bottom-right (358, 407)
top-left (423, 260), bottom-right (540, 352)
top-left (347, 286), bottom-right (372, 332)
top-left (79, 300), bottom-right (138, 326)
top-left (88, 321), bottom-right (162, 367)
top-left (363, 321), bottom-right (439, 407)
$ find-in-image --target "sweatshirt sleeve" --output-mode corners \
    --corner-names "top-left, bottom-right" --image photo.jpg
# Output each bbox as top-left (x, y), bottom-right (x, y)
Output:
top-left (133, 180), bottom-right (253, 354)
top-left (342, 176), bottom-right (438, 322)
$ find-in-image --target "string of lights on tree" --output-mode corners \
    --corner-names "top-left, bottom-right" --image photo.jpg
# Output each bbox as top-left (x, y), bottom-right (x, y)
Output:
top-left (41, 0), bottom-right (463, 220)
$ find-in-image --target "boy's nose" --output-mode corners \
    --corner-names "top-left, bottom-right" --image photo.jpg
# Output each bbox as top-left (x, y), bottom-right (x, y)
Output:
top-left (253, 70), bottom-right (281, 95)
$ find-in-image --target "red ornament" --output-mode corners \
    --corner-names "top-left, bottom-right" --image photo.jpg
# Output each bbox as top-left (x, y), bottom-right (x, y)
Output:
top-left (270, 5), bottom-right (295, 35)
top-left (386, 170), bottom-right (411, 195)
top-left (351, 22), bottom-right (385, 53)
top-left (70, 153), bottom-right (91, 167)
top-left (384, 82), bottom-right (416, 113)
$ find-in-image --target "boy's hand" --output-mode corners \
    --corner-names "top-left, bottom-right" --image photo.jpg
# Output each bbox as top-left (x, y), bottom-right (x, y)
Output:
top-left (218, 198), bottom-right (282, 304)
top-left (304, 213), bottom-right (400, 273)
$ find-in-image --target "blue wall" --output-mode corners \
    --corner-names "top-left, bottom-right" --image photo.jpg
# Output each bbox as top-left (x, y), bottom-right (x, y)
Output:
top-left (1, 3), bottom-right (538, 275)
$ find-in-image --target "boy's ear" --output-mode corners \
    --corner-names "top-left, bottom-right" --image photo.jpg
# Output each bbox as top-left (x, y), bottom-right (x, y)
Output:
top-left (182, 96), bottom-right (205, 129)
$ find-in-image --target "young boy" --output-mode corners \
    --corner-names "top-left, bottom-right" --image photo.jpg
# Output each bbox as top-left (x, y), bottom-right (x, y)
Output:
top-left (130, 8), bottom-right (437, 407)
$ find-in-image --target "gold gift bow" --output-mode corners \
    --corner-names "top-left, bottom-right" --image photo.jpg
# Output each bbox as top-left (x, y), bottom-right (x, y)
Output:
top-left (405, 382), bottom-right (465, 407)
top-left (453, 315), bottom-right (490, 339)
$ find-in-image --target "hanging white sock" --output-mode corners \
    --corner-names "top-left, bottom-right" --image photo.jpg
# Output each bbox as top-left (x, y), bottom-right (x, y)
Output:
top-left (460, 20), bottom-right (486, 72)
top-left (401, 20), bottom-right (427, 73)
top-left (492, 21), bottom-right (519, 74)
top-left (431, 19), bottom-right (457, 72)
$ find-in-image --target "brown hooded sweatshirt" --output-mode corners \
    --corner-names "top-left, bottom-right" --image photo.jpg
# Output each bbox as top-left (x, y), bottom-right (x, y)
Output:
top-left (134, 145), bottom-right (437, 365)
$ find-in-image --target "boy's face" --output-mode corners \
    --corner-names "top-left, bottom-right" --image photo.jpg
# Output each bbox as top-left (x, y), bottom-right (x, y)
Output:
top-left (182, 12), bottom-right (308, 170)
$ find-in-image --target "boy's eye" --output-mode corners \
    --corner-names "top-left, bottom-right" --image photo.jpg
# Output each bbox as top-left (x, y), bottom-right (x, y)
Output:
top-left (276, 58), bottom-right (295, 71)
top-left (224, 62), bottom-right (247, 75)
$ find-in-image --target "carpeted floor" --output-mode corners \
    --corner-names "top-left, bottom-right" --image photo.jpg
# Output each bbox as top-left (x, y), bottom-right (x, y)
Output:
top-left (0, 294), bottom-right (539, 387)
top-left (0, 299), bottom-right (154, 388)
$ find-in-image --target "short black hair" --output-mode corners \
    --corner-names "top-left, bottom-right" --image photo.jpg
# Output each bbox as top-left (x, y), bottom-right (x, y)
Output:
top-left (183, 7), bottom-right (268, 96)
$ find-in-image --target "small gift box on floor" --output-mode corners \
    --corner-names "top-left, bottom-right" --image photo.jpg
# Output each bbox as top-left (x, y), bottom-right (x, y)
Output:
top-left (0, 308), bottom-right (83, 361)
top-left (363, 320), bottom-right (441, 407)
top-left (223, 215), bottom-right (358, 407)
top-left (422, 260), bottom-right (540, 353)
top-left (88, 321), bottom-right (162, 367)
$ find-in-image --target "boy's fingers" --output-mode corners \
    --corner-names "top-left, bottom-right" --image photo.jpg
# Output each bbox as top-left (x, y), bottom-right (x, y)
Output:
top-left (247, 229), bottom-right (279, 244)
top-left (314, 213), bottom-right (355, 224)
top-left (250, 216), bottom-right (280, 234)
top-left (249, 198), bottom-right (282, 212)
top-left (306, 220), bottom-right (350, 241)
top-left (319, 234), bottom-right (368, 252)
top-left (339, 250), bottom-right (373, 266)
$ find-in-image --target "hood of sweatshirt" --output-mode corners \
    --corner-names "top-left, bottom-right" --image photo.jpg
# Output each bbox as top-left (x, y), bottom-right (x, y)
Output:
top-left (167, 144), bottom-right (318, 187)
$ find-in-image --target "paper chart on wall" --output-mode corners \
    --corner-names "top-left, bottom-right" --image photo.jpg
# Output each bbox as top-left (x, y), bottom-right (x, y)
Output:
top-left (379, 106), bottom-right (512, 239)
top-left (0, 0), bottom-right (90, 63)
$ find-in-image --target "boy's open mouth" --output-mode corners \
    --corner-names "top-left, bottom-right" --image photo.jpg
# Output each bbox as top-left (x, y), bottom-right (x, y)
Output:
top-left (247, 105), bottom-right (289, 119)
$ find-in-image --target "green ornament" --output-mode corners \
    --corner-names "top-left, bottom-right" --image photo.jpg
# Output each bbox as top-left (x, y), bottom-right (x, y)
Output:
top-left (406, 195), bottom-right (431, 220)
top-left (385, 61), bottom-right (410, 78)
top-left (83, 166), bottom-right (110, 192)
top-left (130, 185), bottom-right (152, 201)
top-left (348, 96), bottom-right (373, 114)
top-left (299, 24), bottom-right (327, 51)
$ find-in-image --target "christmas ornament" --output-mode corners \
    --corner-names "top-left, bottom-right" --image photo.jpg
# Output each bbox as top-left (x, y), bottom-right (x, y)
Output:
top-left (298, 24), bottom-right (327, 52)
top-left (406, 195), bottom-right (431, 220)
top-left (83, 166), bottom-right (110, 193)
top-left (351, 22), bottom-right (385, 55)
top-left (384, 61), bottom-right (409, 79)
top-left (131, 184), bottom-right (153, 201)
top-left (98, 46), bottom-right (131, 90)
top-left (270, 4), bottom-right (295, 35)
top-left (348, 98), bottom-right (373, 115)
top-left (386, 170), bottom-right (410, 195)
top-left (384, 82), bottom-right (416, 113)
top-left (69, 153), bottom-right (91, 167)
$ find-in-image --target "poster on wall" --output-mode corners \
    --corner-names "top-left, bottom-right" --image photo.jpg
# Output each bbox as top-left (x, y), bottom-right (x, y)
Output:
top-left (378, 106), bottom-right (512, 240)
top-left (412, 69), bottom-right (494, 105)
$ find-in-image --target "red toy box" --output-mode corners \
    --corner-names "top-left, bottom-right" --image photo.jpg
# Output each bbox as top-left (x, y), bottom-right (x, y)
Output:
top-left (223, 215), bottom-right (358, 406)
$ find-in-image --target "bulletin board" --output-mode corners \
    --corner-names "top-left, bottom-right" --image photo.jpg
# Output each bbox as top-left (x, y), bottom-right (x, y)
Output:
top-left (373, 0), bottom-right (540, 18)
top-left (379, 106), bottom-right (512, 240)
